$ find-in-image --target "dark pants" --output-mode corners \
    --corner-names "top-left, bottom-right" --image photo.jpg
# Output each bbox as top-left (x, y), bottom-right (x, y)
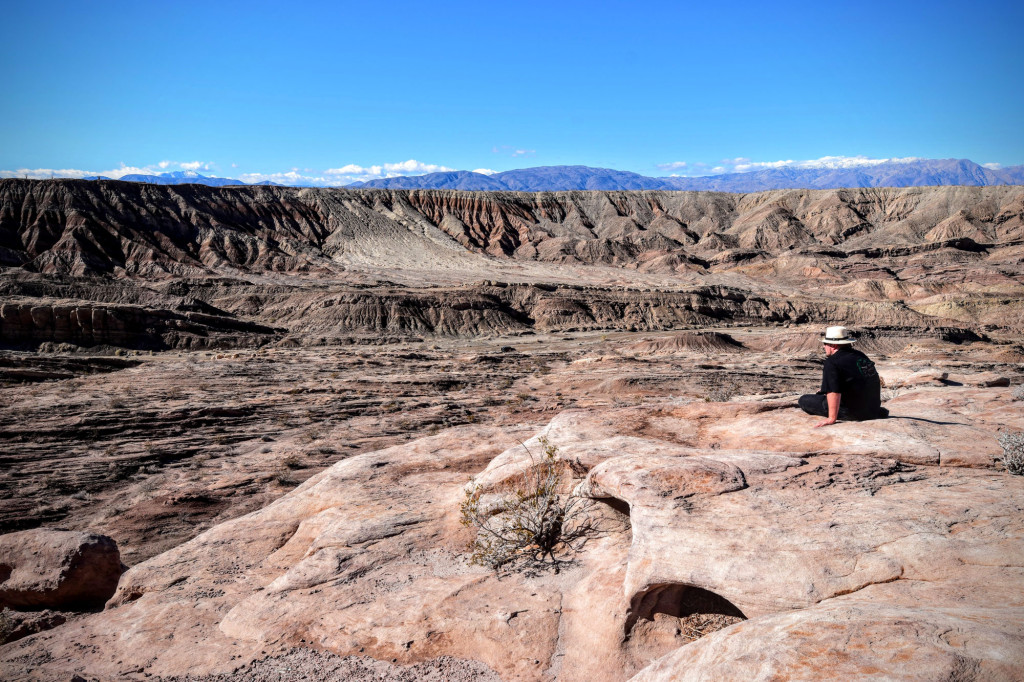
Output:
top-left (798, 394), bottom-right (888, 421)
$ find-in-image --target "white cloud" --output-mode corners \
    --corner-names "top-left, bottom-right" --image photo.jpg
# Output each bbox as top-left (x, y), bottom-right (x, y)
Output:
top-left (155, 160), bottom-right (211, 172)
top-left (237, 170), bottom-right (331, 186)
top-left (493, 145), bottom-right (536, 158)
top-left (732, 159), bottom-right (794, 172)
top-left (237, 159), bottom-right (460, 186)
top-left (794, 155), bottom-right (921, 170)
top-left (0, 158), bottom-right (459, 187)
top-left (0, 159), bottom-right (217, 181)
top-left (324, 159), bottom-right (454, 180)
top-left (983, 162), bottom-right (1002, 170)
top-left (472, 168), bottom-right (498, 175)
top-left (0, 163), bottom-right (159, 180)
top-left (325, 164), bottom-right (366, 175)
top-left (656, 155), bottom-right (928, 177)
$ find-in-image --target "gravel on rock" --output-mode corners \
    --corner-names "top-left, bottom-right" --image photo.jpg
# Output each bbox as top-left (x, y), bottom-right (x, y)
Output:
top-left (157, 648), bottom-right (501, 682)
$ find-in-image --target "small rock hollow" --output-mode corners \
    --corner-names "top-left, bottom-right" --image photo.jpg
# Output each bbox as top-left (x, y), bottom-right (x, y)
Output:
top-left (625, 583), bottom-right (746, 636)
top-left (594, 496), bottom-right (630, 517)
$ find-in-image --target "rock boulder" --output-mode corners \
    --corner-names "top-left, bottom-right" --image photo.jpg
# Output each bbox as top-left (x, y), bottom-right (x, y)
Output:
top-left (0, 529), bottom-right (123, 611)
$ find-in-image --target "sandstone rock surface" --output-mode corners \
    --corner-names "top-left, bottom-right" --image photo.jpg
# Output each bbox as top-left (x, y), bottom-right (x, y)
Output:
top-left (0, 529), bottom-right (122, 611)
top-left (2, 384), bottom-right (1021, 681)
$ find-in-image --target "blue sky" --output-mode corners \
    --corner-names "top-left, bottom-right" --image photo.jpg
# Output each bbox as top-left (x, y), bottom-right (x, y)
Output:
top-left (1, 0), bottom-right (1021, 185)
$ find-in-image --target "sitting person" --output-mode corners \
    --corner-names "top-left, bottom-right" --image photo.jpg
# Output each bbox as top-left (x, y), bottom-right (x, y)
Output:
top-left (799, 326), bottom-right (888, 427)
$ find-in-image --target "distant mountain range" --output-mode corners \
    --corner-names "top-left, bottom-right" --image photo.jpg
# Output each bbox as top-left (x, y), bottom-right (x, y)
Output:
top-left (92, 159), bottom-right (1024, 192)
top-left (112, 170), bottom-right (245, 187)
top-left (349, 160), bottom-right (1024, 192)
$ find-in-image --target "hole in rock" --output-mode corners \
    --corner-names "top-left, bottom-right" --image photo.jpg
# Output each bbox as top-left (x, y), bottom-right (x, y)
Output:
top-left (625, 583), bottom-right (746, 637)
top-left (595, 496), bottom-right (630, 517)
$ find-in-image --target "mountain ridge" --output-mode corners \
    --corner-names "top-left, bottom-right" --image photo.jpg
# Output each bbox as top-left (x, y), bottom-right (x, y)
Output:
top-left (68, 159), bottom-right (1024, 192)
top-left (349, 159), bottom-right (1024, 192)
top-left (116, 170), bottom-right (244, 186)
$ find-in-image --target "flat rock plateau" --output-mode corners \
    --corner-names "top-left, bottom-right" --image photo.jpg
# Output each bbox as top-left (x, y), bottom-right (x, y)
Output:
top-left (0, 179), bottom-right (1023, 680)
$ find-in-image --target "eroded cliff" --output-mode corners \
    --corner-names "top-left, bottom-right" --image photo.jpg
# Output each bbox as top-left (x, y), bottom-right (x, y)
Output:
top-left (1, 180), bottom-right (1022, 349)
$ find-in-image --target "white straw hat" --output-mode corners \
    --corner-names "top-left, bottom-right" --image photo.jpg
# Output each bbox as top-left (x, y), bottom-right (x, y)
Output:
top-left (822, 326), bottom-right (856, 344)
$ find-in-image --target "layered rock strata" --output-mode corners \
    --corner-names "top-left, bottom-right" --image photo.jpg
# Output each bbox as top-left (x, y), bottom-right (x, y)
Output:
top-left (0, 299), bottom-right (278, 350)
top-left (1, 180), bottom-right (1023, 349)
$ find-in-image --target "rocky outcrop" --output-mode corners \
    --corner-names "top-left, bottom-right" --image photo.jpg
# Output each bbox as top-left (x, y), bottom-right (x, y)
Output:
top-left (0, 609), bottom-right (67, 646)
top-left (1, 180), bottom-right (1022, 349)
top-left (0, 279), bottom-right (953, 350)
top-left (3, 382), bottom-right (1021, 681)
top-left (3, 181), bottom-right (1022, 275)
top-left (0, 529), bottom-right (122, 611)
top-left (0, 299), bottom-right (280, 349)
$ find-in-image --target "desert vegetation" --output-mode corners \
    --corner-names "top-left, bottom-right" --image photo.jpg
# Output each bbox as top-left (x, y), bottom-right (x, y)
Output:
top-left (460, 438), bottom-right (597, 572)
top-left (998, 431), bottom-right (1024, 475)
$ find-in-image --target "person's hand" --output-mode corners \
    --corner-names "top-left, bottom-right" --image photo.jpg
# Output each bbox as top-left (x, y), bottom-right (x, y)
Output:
top-left (814, 418), bottom-right (837, 428)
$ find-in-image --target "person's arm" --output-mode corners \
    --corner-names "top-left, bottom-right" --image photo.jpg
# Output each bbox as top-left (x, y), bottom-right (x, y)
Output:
top-left (815, 392), bottom-right (841, 427)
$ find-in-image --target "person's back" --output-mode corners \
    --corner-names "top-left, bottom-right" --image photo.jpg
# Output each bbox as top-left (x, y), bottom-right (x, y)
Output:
top-left (798, 325), bottom-right (886, 426)
top-left (821, 345), bottom-right (882, 420)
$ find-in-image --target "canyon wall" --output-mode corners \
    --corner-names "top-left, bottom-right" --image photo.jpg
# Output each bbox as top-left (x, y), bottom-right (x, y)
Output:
top-left (1, 180), bottom-right (1022, 348)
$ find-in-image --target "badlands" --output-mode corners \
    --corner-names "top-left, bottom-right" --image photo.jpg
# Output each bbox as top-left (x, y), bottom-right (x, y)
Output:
top-left (0, 179), bottom-right (1023, 680)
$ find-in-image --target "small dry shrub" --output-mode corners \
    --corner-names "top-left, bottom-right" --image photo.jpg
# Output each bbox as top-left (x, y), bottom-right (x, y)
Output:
top-left (272, 468), bottom-right (300, 486)
top-left (703, 387), bottom-right (735, 403)
top-left (42, 475), bottom-right (76, 494)
top-left (460, 438), bottom-right (597, 573)
top-left (0, 609), bottom-right (14, 645)
top-left (700, 375), bottom-right (738, 403)
top-left (880, 387), bottom-right (905, 402)
top-left (282, 454), bottom-right (305, 470)
top-left (105, 461), bottom-right (135, 482)
top-left (998, 431), bottom-right (1024, 475)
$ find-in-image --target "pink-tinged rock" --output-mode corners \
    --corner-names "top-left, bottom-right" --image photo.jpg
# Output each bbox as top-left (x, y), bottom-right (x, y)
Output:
top-left (630, 597), bottom-right (1024, 681)
top-left (579, 454), bottom-right (748, 507)
top-left (897, 369), bottom-right (949, 387)
top-left (0, 609), bottom-right (67, 645)
top-left (0, 529), bottom-right (122, 610)
top-left (953, 372), bottom-right (1011, 387)
top-left (641, 388), bottom-right (1012, 469)
top-left (2, 386), bottom-right (1023, 682)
